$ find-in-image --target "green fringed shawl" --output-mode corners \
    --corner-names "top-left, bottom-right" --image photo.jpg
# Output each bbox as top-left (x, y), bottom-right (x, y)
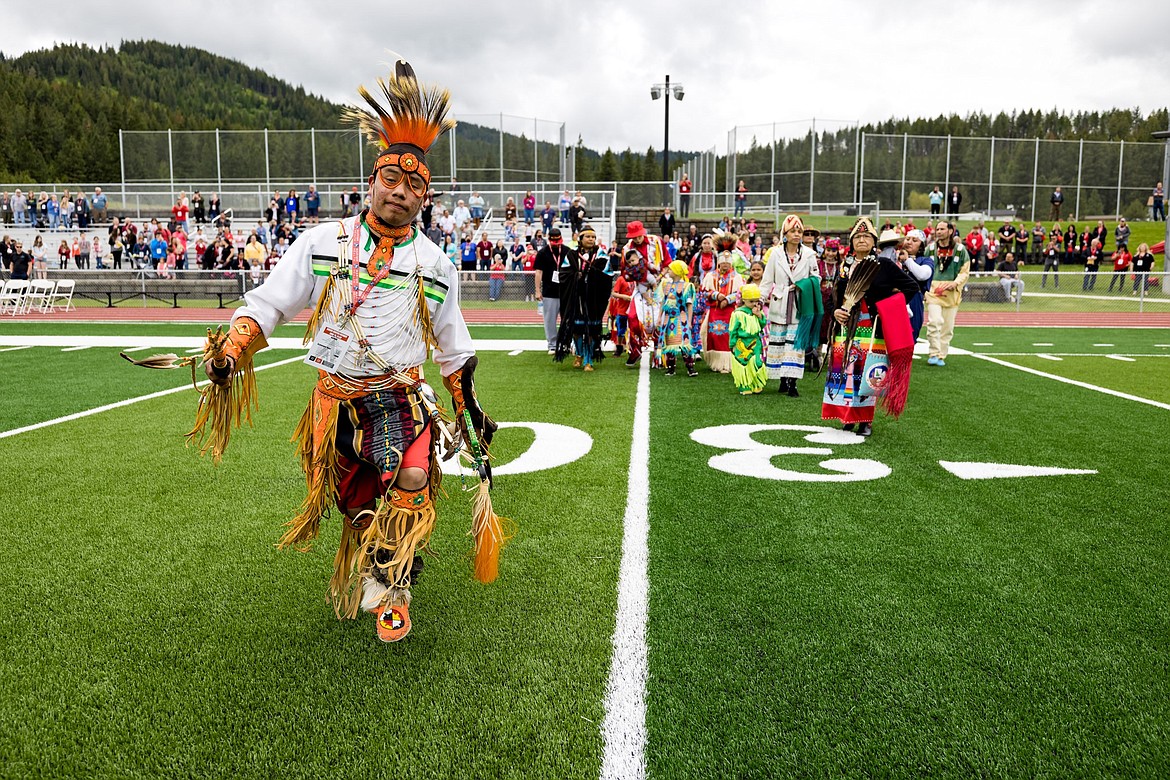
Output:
top-left (792, 275), bottom-right (824, 352)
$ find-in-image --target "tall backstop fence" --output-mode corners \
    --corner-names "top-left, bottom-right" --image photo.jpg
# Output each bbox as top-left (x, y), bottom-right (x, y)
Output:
top-left (120, 115), bottom-right (566, 197)
top-left (860, 133), bottom-right (1165, 221)
top-left (725, 123), bottom-right (1167, 222)
top-left (726, 119), bottom-right (863, 213)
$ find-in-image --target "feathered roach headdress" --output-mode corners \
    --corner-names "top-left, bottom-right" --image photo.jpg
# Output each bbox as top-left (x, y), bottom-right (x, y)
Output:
top-left (712, 231), bottom-right (738, 253)
top-left (341, 59), bottom-right (456, 185)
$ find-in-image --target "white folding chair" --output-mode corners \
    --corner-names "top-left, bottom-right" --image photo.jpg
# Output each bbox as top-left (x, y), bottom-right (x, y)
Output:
top-left (23, 280), bottom-right (55, 313)
top-left (48, 279), bottom-right (76, 312)
top-left (1, 280), bottom-right (29, 315)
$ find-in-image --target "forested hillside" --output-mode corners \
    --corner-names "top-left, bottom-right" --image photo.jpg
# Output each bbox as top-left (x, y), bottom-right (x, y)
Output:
top-left (0, 40), bottom-right (1165, 205)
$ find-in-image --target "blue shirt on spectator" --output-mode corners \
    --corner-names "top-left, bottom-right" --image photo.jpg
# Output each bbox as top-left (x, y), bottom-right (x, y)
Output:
top-left (150, 238), bottom-right (168, 260)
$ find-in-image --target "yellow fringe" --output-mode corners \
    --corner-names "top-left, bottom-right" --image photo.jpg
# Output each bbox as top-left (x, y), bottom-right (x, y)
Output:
top-left (329, 496), bottom-right (436, 620)
top-left (329, 523), bottom-right (365, 619)
top-left (277, 392), bottom-right (341, 551)
top-left (185, 354), bottom-right (258, 463)
top-left (471, 480), bottom-right (513, 584)
top-left (415, 276), bottom-right (437, 353)
top-left (304, 274), bottom-right (334, 345)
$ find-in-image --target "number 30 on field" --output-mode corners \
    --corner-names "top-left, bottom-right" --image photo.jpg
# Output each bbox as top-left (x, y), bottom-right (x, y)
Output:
top-left (690, 424), bottom-right (890, 482)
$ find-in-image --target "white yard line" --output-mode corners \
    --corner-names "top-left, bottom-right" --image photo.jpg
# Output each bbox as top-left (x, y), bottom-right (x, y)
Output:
top-left (1035, 353), bottom-right (1062, 361)
top-left (978, 352), bottom-right (1169, 358)
top-left (600, 354), bottom-right (651, 780)
top-left (1, 337), bottom-right (553, 441)
top-left (0, 345), bottom-right (33, 353)
top-left (0, 335), bottom-right (549, 352)
top-left (968, 353), bottom-right (1170, 411)
top-left (0, 356), bottom-right (305, 440)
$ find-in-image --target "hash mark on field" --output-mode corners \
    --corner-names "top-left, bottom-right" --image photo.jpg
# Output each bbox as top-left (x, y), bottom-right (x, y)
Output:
top-left (0, 345), bottom-right (33, 353)
top-left (1156, 344), bottom-right (1170, 348)
top-left (122, 346), bottom-right (153, 353)
top-left (1036, 353), bottom-right (1062, 361)
top-left (1106, 354), bottom-right (1136, 362)
top-left (508, 349), bottom-right (523, 356)
top-left (185, 348), bottom-right (204, 354)
top-left (1093, 343), bottom-right (1114, 347)
top-left (1033, 342), bottom-right (1054, 346)
top-left (60, 346), bottom-right (90, 352)
top-left (973, 342), bottom-right (994, 346)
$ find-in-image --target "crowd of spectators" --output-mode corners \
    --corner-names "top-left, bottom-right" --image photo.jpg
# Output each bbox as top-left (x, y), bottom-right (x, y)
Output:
top-left (3, 180), bottom-right (1162, 299)
top-left (0, 187), bottom-right (317, 285)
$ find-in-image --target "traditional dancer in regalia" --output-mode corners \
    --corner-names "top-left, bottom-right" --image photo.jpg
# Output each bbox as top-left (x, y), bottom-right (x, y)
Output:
top-left (130, 60), bottom-right (505, 644)
top-left (656, 260), bottom-right (699, 377)
top-left (554, 225), bottom-right (614, 371)
top-left (761, 214), bottom-right (821, 397)
top-left (729, 283), bottom-right (768, 395)
top-left (822, 218), bottom-right (919, 438)
top-left (699, 250), bottom-right (742, 373)
top-left (623, 220), bottom-right (668, 368)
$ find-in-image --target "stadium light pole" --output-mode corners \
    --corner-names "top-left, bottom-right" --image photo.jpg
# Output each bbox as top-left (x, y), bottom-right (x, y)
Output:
top-left (1153, 128), bottom-right (1170, 293)
top-left (650, 76), bottom-right (684, 183)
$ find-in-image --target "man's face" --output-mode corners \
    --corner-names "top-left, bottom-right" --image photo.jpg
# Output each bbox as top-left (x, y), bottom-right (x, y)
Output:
top-left (367, 165), bottom-right (424, 228)
top-left (935, 222), bottom-right (952, 242)
top-left (580, 232), bottom-right (597, 250)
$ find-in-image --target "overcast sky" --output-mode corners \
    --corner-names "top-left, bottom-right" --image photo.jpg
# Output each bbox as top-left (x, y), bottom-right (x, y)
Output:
top-left (4, 0), bottom-right (1168, 155)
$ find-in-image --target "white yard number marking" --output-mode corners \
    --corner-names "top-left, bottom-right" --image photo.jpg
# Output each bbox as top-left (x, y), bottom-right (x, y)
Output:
top-left (690, 424), bottom-right (892, 483)
top-left (440, 421), bottom-right (593, 476)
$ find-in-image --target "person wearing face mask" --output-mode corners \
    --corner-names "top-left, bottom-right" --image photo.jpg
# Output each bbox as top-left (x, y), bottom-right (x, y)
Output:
top-left (157, 61), bottom-right (502, 645)
top-left (923, 220), bottom-right (972, 367)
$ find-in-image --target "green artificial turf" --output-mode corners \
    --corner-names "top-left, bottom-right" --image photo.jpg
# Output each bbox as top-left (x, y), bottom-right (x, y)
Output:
top-left (643, 360), bottom-right (1169, 777)
top-left (0, 353), bottom-right (634, 779)
top-left (948, 327), bottom-right (1170, 403)
top-left (0, 322), bottom-right (544, 341)
top-left (4, 320), bottom-right (1169, 778)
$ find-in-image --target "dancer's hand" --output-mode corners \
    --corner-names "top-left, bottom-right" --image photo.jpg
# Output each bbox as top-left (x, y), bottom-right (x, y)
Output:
top-left (205, 356), bottom-right (235, 385)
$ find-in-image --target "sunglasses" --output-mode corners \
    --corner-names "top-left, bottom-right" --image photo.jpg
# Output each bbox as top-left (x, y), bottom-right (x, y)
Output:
top-left (377, 165), bottom-right (428, 197)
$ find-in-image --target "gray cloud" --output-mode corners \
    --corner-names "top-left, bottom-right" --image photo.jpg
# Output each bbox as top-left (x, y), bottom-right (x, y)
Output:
top-left (3, 0), bottom-right (1167, 160)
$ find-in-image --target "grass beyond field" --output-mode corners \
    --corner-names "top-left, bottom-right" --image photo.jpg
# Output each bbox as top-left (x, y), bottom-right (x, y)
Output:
top-left (1, 323), bottom-right (1167, 778)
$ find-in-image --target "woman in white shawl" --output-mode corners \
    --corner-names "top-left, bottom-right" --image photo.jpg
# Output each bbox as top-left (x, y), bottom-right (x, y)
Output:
top-left (760, 214), bottom-right (820, 396)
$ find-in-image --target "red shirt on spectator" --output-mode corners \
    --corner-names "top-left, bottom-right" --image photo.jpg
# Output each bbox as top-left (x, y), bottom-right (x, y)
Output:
top-left (965, 229), bottom-right (983, 255)
top-left (678, 178), bottom-right (692, 194)
top-left (172, 204), bottom-right (189, 224)
top-left (476, 240), bottom-right (493, 263)
top-left (1112, 249), bottom-right (1132, 271)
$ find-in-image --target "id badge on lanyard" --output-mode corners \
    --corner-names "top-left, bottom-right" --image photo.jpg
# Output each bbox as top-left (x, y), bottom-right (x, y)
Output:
top-left (304, 324), bottom-right (354, 372)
